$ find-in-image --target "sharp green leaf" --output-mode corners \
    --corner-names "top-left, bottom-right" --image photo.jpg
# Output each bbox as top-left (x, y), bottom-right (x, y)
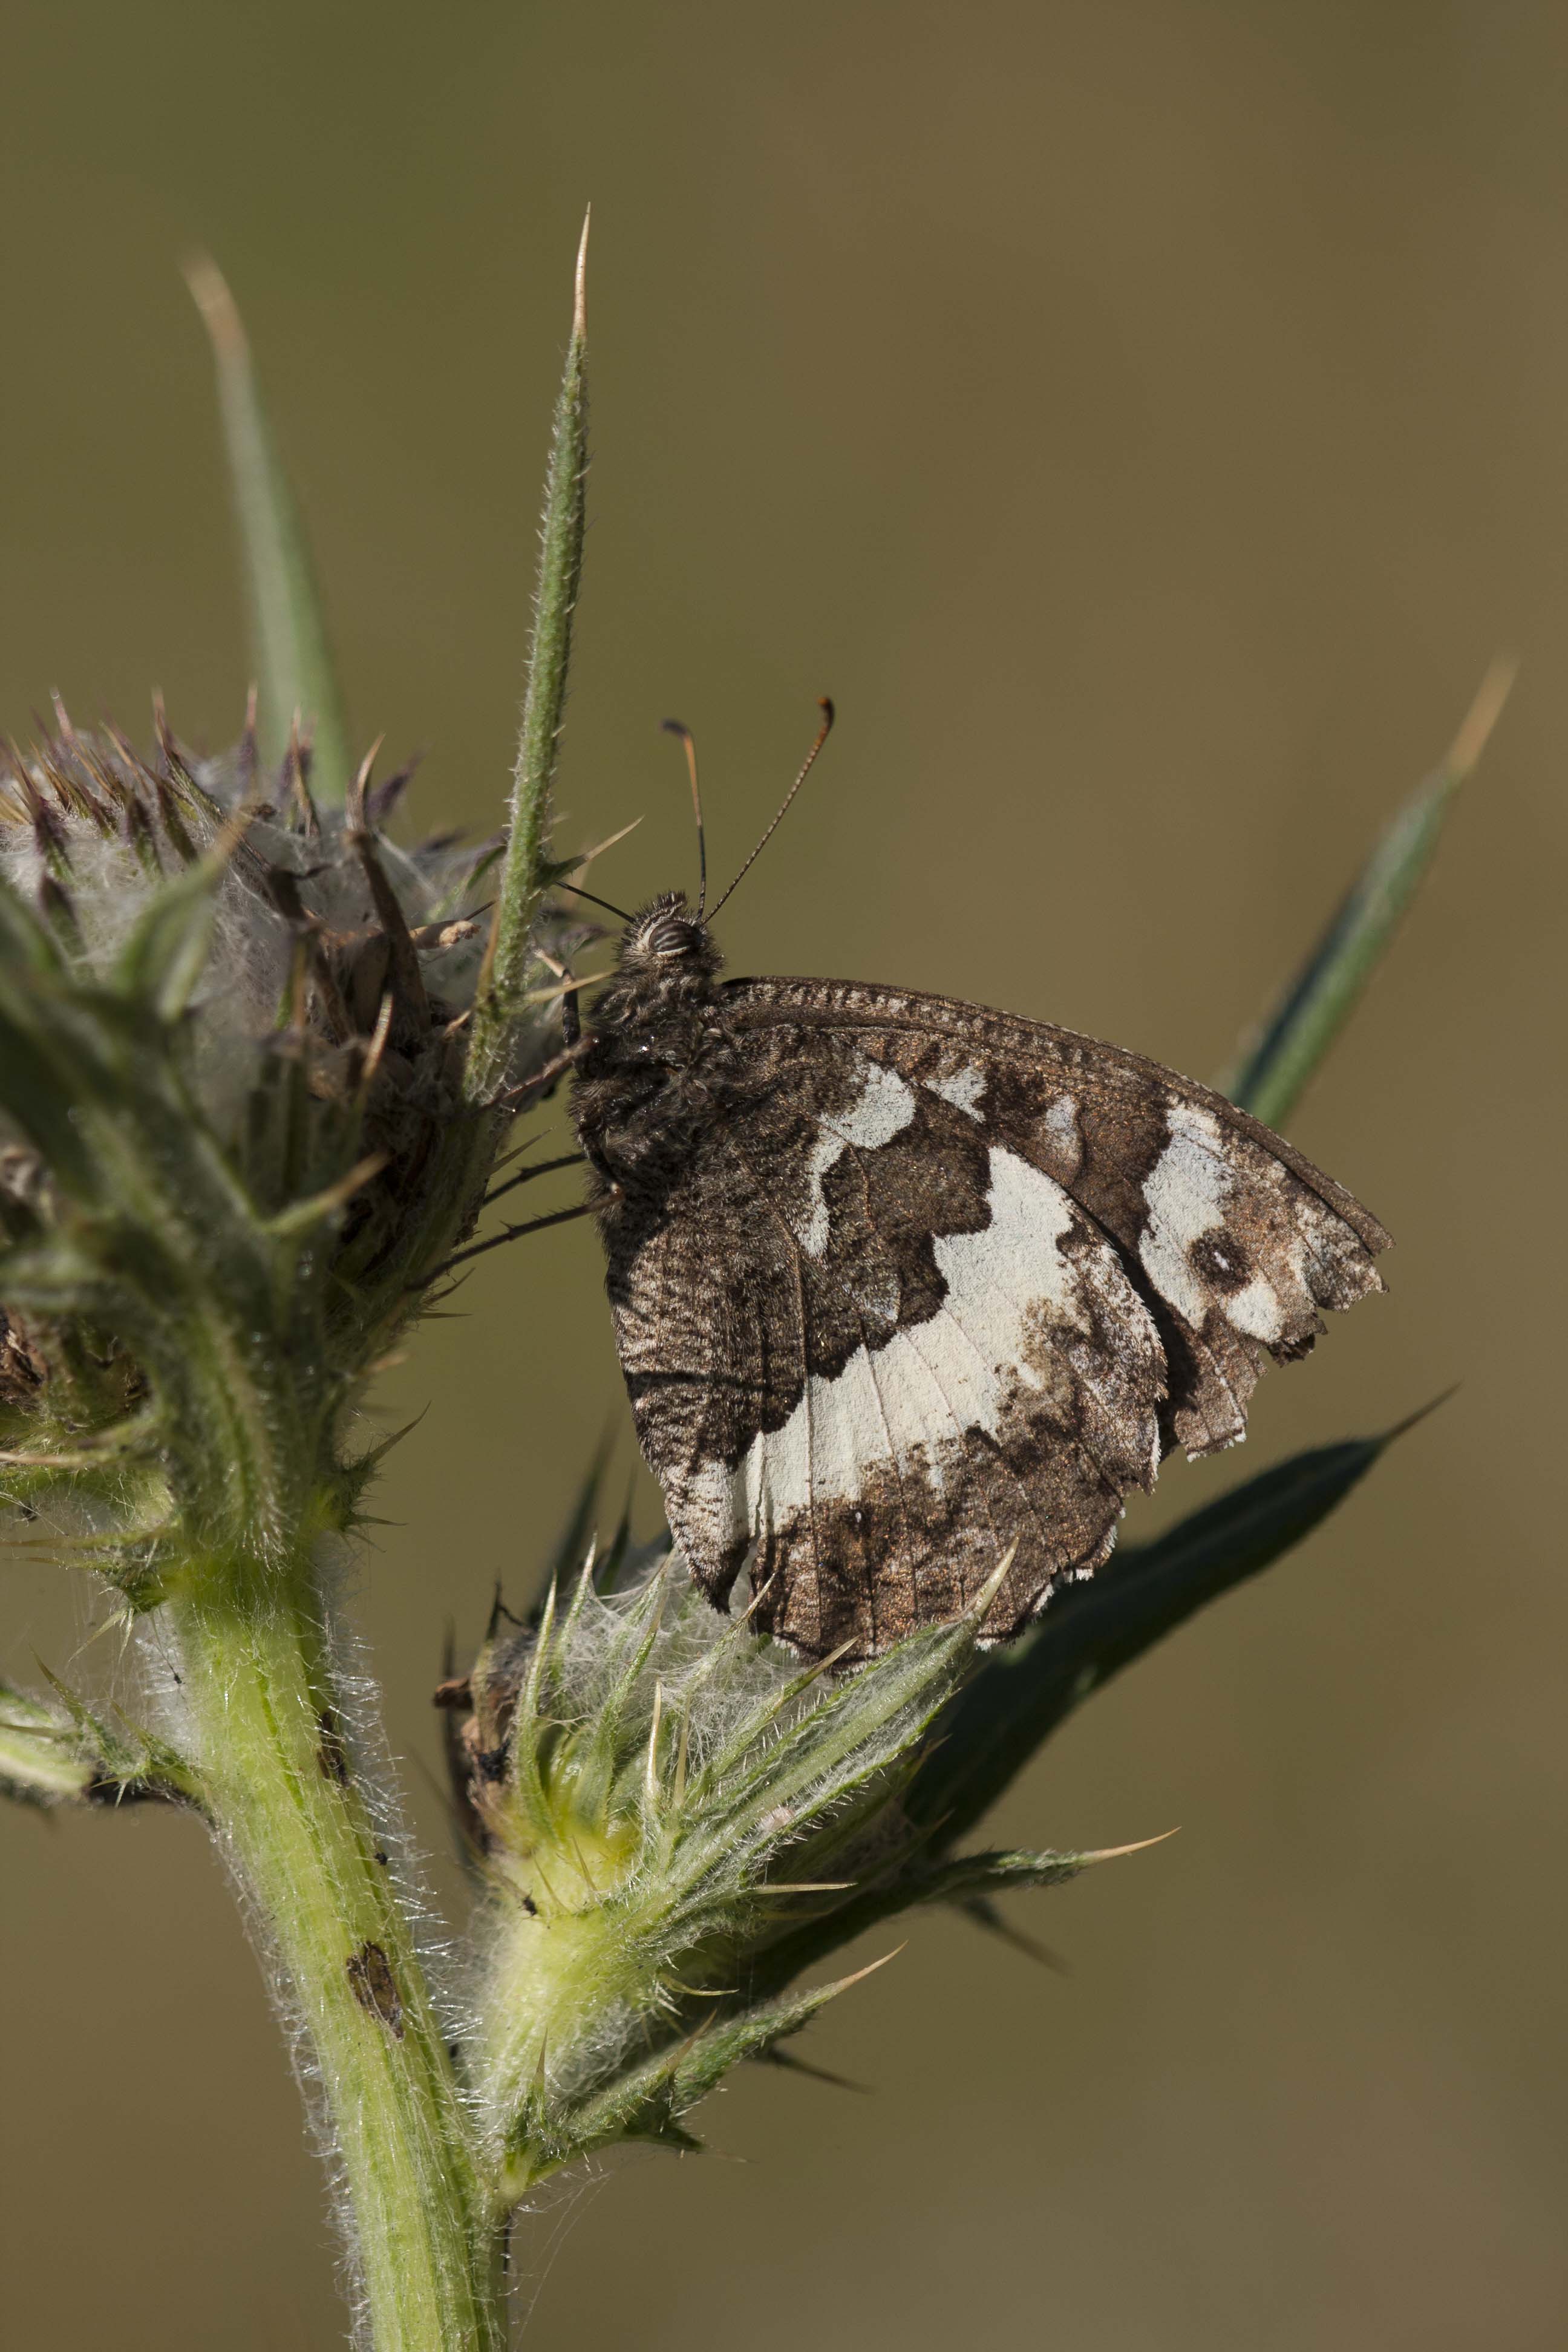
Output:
top-left (1222, 660), bottom-right (1512, 1129)
top-left (543, 1420), bottom-right (618, 1593)
top-left (0, 1668), bottom-right (192, 1808)
top-left (915, 1846), bottom-right (1090, 1904)
top-left (468, 214), bottom-right (592, 1100)
top-left (0, 871), bottom-right (67, 979)
top-left (537, 1959), bottom-right (891, 2169)
top-left (908, 1426), bottom-right (1408, 1851)
top-left (0, 1681), bottom-right (96, 1805)
top-left (114, 820), bottom-right (241, 1020)
top-left (186, 255), bottom-right (354, 806)
top-left (0, 986), bottom-right (107, 1197)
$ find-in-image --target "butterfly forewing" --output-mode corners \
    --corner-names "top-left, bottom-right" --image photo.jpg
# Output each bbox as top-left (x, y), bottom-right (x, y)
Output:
top-left (724, 980), bottom-right (1390, 1454)
top-left (576, 944), bottom-right (1390, 1664)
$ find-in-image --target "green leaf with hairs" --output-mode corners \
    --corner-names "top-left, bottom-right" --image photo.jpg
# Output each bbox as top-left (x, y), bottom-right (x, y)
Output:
top-left (534, 1953), bottom-right (898, 2169)
top-left (468, 214), bottom-right (592, 1099)
top-left (913, 1846), bottom-right (1092, 1905)
top-left (114, 820), bottom-right (243, 1021)
top-left (907, 1420), bottom-right (1419, 1852)
top-left (186, 255), bottom-right (353, 806)
top-left (0, 1680), bottom-right (96, 1806)
top-left (1223, 662), bottom-right (1512, 1129)
top-left (0, 1671), bottom-right (193, 1808)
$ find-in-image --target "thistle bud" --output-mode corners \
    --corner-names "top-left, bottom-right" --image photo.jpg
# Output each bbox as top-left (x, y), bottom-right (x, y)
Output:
top-left (443, 1538), bottom-right (1093, 2186)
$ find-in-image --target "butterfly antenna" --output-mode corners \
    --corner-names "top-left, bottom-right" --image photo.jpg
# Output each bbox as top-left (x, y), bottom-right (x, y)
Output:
top-left (661, 718), bottom-right (707, 917)
top-left (558, 881), bottom-right (634, 923)
top-left (708, 697), bottom-right (835, 920)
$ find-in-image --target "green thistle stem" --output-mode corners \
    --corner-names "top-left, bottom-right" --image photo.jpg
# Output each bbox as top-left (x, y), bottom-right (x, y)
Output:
top-left (166, 1547), bottom-right (506, 2352)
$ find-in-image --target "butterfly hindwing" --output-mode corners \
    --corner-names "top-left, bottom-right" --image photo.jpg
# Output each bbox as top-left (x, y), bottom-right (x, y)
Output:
top-left (609, 1034), bottom-right (1167, 1656)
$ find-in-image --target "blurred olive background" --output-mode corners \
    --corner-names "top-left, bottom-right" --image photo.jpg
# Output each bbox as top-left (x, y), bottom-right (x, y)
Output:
top-left (2, 3), bottom-right (1564, 2346)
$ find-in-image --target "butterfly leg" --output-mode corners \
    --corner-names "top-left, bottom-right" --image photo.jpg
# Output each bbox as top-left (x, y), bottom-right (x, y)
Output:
top-left (410, 1200), bottom-right (595, 1288)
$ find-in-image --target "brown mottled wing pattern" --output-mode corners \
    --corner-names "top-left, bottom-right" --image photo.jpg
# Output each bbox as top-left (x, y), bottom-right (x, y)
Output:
top-left (604, 978), bottom-right (1388, 1662)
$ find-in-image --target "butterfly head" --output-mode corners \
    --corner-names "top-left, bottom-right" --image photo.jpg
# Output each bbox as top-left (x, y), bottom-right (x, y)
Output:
top-left (618, 891), bottom-right (722, 980)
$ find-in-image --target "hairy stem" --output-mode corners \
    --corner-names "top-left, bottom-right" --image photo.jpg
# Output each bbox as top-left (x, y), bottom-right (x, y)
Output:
top-left (165, 1547), bottom-right (506, 2352)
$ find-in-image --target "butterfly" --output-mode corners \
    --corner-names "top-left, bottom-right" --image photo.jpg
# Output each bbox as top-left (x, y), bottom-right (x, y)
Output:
top-left (564, 708), bottom-right (1390, 1663)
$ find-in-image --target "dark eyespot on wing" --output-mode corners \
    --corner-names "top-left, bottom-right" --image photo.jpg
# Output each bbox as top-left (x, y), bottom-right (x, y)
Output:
top-left (1190, 1232), bottom-right (1251, 1293)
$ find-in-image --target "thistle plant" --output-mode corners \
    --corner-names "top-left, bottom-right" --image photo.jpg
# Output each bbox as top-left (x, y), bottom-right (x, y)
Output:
top-left (0, 224), bottom-right (1508, 2351)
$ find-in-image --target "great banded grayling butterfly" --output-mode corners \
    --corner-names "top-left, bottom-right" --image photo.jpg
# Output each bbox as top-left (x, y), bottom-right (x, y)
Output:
top-left (562, 707), bottom-right (1388, 1663)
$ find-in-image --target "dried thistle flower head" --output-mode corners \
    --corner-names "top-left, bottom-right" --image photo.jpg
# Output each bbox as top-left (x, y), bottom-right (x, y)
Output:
top-left (0, 699), bottom-right (575, 1593)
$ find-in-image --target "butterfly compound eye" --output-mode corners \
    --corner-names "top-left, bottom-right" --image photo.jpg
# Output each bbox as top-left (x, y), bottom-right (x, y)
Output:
top-left (647, 915), bottom-right (701, 959)
top-left (624, 898), bottom-right (707, 966)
